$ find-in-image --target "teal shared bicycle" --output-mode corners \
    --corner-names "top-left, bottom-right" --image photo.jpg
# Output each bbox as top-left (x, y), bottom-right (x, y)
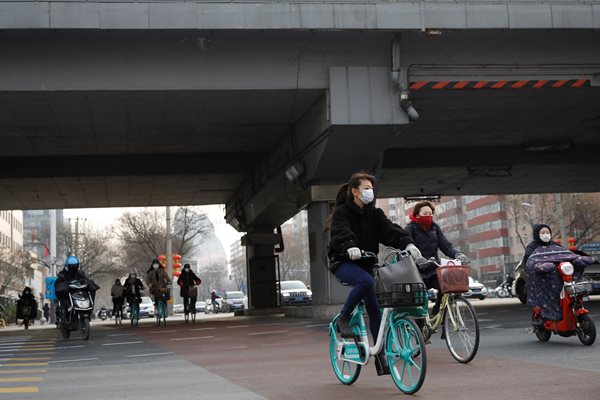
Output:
top-left (155, 289), bottom-right (168, 326)
top-left (329, 251), bottom-right (429, 394)
top-left (130, 299), bottom-right (140, 327)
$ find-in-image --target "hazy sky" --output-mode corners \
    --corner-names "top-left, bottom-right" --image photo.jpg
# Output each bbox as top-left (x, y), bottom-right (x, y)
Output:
top-left (63, 205), bottom-right (243, 260)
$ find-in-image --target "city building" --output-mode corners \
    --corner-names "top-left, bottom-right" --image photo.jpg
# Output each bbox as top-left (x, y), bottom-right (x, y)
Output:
top-left (0, 210), bottom-right (25, 297)
top-left (23, 209), bottom-right (64, 261)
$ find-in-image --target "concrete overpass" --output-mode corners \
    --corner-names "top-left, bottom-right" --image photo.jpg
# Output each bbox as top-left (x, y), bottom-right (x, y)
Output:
top-left (1, 0), bottom-right (599, 311)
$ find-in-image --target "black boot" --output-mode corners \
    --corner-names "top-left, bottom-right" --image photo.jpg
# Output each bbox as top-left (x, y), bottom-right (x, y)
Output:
top-left (375, 353), bottom-right (390, 376)
top-left (336, 316), bottom-right (354, 338)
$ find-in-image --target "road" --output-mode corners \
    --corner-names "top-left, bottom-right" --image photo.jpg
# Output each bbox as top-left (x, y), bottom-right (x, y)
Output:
top-left (1, 297), bottom-right (599, 399)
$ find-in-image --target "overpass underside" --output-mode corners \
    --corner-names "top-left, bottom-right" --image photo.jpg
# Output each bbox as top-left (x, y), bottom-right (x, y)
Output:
top-left (1, 3), bottom-right (600, 309)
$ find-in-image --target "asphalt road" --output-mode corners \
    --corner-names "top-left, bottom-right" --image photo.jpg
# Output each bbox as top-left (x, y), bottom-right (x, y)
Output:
top-left (1, 297), bottom-right (599, 399)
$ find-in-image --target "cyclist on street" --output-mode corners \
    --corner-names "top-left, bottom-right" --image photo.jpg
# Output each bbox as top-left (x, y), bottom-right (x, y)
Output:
top-left (405, 201), bottom-right (469, 316)
top-left (147, 259), bottom-right (171, 306)
top-left (210, 290), bottom-right (221, 313)
top-left (110, 279), bottom-right (125, 318)
top-left (328, 171), bottom-right (422, 376)
top-left (123, 272), bottom-right (144, 313)
top-left (177, 263), bottom-right (201, 317)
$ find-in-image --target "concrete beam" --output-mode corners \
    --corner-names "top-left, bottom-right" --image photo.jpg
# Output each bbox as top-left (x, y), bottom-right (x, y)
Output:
top-left (0, 152), bottom-right (261, 178)
top-left (225, 66), bottom-right (409, 230)
top-left (1, 1), bottom-right (598, 30)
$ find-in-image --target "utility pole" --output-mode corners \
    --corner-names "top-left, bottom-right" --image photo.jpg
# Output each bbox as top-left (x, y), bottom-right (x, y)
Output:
top-left (555, 193), bottom-right (569, 248)
top-left (50, 210), bottom-right (57, 324)
top-left (166, 206), bottom-right (173, 315)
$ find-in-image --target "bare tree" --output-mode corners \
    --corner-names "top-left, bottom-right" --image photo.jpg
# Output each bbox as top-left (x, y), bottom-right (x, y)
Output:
top-left (58, 223), bottom-right (121, 280)
top-left (116, 207), bottom-right (214, 277)
top-left (505, 193), bottom-right (600, 248)
top-left (173, 208), bottom-right (214, 256)
top-left (278, 226), bottom-right (310, 283)
top-left (0, 248), bottom-right (33, 296)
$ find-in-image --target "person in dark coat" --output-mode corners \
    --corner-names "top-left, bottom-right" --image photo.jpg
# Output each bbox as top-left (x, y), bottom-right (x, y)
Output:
top-left (405, 201), bottom-right (468, 315)
top-left (123, 272), bottom-right (145, 307)
top-left (523, 223), bottom-right (595, 322)
top-left (55, 256), bottom-right (98, 322)
top-left (177, 264), bottom-right (201, 315)
top-left (522, 223), bottom-right (556, 264)
top-left (328, 172), bottom-right (421, 376)
top-left (17, 287), bottom-right (37, 321)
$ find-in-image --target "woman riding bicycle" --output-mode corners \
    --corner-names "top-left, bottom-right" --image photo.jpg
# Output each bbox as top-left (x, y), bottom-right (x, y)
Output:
top-left (147, 259), bottom-right (171, 307)
top-left (110, 279), bottom-right (125, 319)
top-left (405, 201), bottom-right (469, 316)
top-left (177, 263), bottom-right (201, 316)
top-left (124, 272), bottom-right (144, 307)
top-left (328, 172), bottom-right (423, 375)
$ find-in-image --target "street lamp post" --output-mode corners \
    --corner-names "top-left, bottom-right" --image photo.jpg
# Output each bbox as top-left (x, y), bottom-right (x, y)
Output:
top-left (555, 193), bottom-right (569, 248)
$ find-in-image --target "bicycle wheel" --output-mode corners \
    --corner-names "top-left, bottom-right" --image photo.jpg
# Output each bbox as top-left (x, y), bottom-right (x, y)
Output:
top-left (328, 315), bottom-right (361, 385)
top-left (444, 295), bottom-right (479, 363)
top-left (131, 304), bottom-right (139, 327)
top-left (386, 316), bottom-right (427, 394)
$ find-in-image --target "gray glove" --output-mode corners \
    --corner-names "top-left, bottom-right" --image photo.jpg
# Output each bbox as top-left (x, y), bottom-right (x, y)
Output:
top-left (405, 244), bottom-right (422, 261)
top-left (455, 253), bottom-right (470, 264)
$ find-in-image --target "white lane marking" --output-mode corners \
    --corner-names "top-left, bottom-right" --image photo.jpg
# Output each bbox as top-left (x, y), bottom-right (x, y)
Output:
top-left (262, 341), bottom-right (303, 347)
top-left (149, 330), bottom-right (177, 334)
top-left (203, 346), bottom-right (247, 351)
top-left (227, 325), bottom-right (250, 329)
top-left (169, 336), bottom-right (214, 341)
top-left (478, 318), bottom-right (494, 322)
top-left (107, 334), bottom-right (136, 337)
top-left (305, 324), bottom-right (329, 328)
top-left (477, 312), bottom-right (489, 315)
top-left (49, 358), bottom-right (99, 364)
top-left (248, 330), bottom-right (289, 336)
top-left (188, 327), bottom-right (216, 331)
top-left (102, 341), bottom-right (143, 346)
top-left (125, 352), bottom-right (173, 358)
top-left (54, 346), bottom-right (85, 349)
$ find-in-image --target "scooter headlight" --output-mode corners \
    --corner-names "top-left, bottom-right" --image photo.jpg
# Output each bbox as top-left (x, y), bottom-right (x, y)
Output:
top-left (559, 262), bottom-right (574, 276)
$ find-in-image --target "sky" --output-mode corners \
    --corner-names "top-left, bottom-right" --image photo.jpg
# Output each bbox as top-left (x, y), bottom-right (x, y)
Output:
top-left (63, 205), bottom-right (243, 260)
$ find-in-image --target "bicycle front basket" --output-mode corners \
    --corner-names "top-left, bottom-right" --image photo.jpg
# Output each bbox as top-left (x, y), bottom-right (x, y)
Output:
top-left (437, 266), bottom-right (470, 294)
top-left (376, 283), bottom-right (427, 308)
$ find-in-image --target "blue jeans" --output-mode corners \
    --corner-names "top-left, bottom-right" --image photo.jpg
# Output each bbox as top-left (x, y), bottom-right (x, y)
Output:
top-left (335, 262), bottom-right (382, 341)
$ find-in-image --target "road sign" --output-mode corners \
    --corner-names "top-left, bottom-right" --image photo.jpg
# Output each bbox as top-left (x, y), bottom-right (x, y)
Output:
top-left (580, 242), bottom-right (600, 252)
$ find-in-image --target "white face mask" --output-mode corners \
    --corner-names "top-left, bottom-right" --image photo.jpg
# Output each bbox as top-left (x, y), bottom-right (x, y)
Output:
top-left (359, 188), bottom-right (374, 205)
top-left (540, 233), bottom-right (552, 243)
top-left (152, 263), bottom-right (159, 269)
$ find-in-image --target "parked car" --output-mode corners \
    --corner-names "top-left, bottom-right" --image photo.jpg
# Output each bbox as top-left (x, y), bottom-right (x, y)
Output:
top-left (279, 280), bottom-right (312, 305)
top-left (139, 297), bottom-right (155, 318)
top-left (173, 303), bottom-right (184, 314)
top-left (464, 277), bottom-right (488, 300)
top-left (222, 291), bottom-right (246, 313)
top-left (195, 301), bottom-right (207, 313)
top-left (584, 259), bottom-right (600, 295)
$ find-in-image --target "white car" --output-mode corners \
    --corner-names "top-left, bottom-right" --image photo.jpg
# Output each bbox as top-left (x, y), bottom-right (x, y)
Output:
top-left (464, 277), bottom-right (488, 300)
top-left (139, 297), bottom-right (155, 317)
top-left (173, 303), bottom-right (184, 314)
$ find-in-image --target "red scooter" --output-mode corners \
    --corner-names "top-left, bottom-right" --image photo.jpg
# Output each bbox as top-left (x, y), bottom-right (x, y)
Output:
top-left (532, 261), bottom-right (596, 345)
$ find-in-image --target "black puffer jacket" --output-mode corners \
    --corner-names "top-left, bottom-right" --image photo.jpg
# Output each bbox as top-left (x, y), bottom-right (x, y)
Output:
top-left (405, 222), bottom-right (461, 278)
top-left (328, 197), bottom-right (414, 272)
top-left (177, 270), bottom-right (201, 298)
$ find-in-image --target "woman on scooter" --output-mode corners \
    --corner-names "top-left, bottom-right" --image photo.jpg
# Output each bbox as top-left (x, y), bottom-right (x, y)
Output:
top-left (525, 223), bottom-right (595, 323)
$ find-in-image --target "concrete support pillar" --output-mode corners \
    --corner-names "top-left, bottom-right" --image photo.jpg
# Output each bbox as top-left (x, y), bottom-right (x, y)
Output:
top-left (307, 201), bottom-right (350, 306)
top-left (244, 229), bottom-right (279, 310)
